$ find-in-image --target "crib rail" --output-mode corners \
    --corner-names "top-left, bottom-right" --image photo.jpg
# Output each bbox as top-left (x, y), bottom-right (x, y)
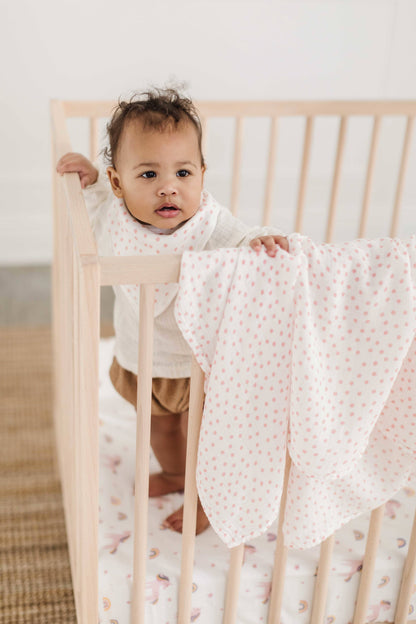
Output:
top-left (51, 99), bottom-right (416, 624)
top-left (61, 98), bottom-right (416, 239)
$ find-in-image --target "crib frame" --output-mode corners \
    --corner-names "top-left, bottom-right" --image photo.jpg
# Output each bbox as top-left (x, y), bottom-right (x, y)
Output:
top-left (51, 98), bottom-right (416, 624)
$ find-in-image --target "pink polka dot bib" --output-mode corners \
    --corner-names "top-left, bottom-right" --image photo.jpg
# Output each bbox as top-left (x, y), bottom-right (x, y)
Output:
top-left (107, 191), bottom-right (220, 316)
top-left (175, 235), bottom-right (416, 549)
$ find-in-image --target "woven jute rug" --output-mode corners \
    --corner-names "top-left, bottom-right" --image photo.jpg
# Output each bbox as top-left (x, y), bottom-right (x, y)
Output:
top-left (0, 327), bottom-right (76, 624)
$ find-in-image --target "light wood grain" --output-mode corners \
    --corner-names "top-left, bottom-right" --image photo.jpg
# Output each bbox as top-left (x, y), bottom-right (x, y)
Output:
top-left (230, 117), bottom-right (244, 215)
top-left (358, 115), bottom-right (381, 238)
top-left (223, 545), bottom-right (245, 624)
top-left (391, 115), bottom-right (415, 237)
top-left (295, 116), bottom-right (314, 233)
top-left (326, 115), bottom-right (348, 243)
top-left (353, 505), bottom-right (385, 624)
top-left (310, 534), bottom-right (335, 624)
top-left (263, 116), bottom-right (279, 226)
top-left (130, 285), bottom-right (155, 624)
top-left (178, 358), bottom-right (205, 624)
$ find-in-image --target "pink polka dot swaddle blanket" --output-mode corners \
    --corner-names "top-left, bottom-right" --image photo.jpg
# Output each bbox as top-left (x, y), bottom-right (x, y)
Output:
top-left (174, 234), bottom-right (416, 550)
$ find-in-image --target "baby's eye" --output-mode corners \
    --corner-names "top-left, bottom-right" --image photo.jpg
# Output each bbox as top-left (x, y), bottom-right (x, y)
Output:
top-left (176, 169), bottom-right (190, 177)
top-left (141, 171), bottom-right (156, 179)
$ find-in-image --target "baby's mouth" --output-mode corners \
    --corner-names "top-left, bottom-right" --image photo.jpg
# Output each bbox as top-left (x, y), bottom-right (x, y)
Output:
top-left (155, 205), bottom-right (181, 218)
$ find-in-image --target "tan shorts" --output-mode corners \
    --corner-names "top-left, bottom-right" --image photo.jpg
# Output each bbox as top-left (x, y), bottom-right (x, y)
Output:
top-left (109, 357), bottom-right (190, 416)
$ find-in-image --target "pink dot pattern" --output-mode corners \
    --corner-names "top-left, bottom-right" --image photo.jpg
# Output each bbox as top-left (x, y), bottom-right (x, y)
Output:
top-left (175, 234), bottom-right (416, 549)
top-left (107, 190), bottom-right (220, 316)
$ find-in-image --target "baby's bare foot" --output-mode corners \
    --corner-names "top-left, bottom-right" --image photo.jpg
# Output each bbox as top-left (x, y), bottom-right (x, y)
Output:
top-left (149, 472), bottom-right (185, 497)
top-left (161, 501), bottom-right (210, 535)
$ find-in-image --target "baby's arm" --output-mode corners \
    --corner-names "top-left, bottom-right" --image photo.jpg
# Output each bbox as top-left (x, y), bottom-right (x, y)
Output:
top-left (56, 152), bottom-right (99, 189)
top-left (206, 207), bottom-right (290, 255)
top-left (249, 234), bottom-right (289, 257)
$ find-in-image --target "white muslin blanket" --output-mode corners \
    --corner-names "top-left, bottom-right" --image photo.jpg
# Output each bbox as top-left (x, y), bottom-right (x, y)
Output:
top-left (174, 234), bottom-right (416, 549)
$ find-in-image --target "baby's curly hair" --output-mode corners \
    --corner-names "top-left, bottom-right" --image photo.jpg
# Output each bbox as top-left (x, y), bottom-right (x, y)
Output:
top-left (104, 87), bottom-right (205, 168)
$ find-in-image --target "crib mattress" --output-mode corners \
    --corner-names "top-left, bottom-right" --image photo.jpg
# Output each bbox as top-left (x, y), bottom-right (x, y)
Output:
top-left (97, 338), bottom-right (416, 624)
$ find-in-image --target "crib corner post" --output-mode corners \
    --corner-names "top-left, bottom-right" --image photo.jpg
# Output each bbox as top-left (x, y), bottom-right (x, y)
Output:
top-left (76, 255), bottom-right (101, 624)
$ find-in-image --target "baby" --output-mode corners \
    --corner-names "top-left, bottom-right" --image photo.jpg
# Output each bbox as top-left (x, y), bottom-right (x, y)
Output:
top-left (57, 87), bottom-right (289, 535)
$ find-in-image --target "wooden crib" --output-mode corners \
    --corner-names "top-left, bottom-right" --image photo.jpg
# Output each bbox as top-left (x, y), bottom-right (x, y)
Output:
top-left (51, 99), bottom-right (416, 624)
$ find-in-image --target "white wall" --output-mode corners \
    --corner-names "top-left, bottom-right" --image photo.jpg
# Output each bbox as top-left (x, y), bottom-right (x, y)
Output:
top-left (1, 0), bottom-right (416, 264)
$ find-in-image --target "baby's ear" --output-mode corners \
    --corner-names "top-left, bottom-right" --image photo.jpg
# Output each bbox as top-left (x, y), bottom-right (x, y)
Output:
top-left (107, 167), bottom-right (123, 197)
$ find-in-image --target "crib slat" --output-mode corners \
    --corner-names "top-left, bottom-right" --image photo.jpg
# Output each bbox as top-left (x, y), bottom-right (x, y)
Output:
top-left (267, 453), bottom-right (291, 624)
top-left (310, 534), bottom-right (335, 624)
top-left (390, 115), bottom-right (414, 237)
top-left (178, 357), bottom-right (205, 624)
top-left (352, 504), bottom-right (385, 624)
top-left (131, 284), bottom-right (155, 624)
top-left (89, 117), bottom-right (99, 161)
top-left (77, 260), bottom-right (100, 624)
top-left (358, 116), bottom-right (381, 238)
top-left (262, 116), bottom-right (279, 226)
top-left (230, 117), bottom-right (244, 215)
top-left (52, 168), bottom-right (66, 480)
top-left (64, 205), bottom-right (79, 597)
top-left (394, 508), bottom-right (416, 624)
top-left (51, 125), bottom-right (61, 480)
top-left (69, 238), bottom-right (78, 595)
top-left (61, 188), bottom-right (78, 593)
top-left (73, 244), bottom-right (81, 606)
top-left (295, 116), bottom-right (314, 233)
top-left (326, 115), bottom-right (348, 243)
top-left (223, 545), bottom-right (245, 624)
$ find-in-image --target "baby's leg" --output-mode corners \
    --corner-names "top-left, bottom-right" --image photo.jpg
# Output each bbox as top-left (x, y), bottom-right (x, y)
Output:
top-left (150, 410), bottom-right (210, 535)
top-left (149, 410), bottom-right (188, 497)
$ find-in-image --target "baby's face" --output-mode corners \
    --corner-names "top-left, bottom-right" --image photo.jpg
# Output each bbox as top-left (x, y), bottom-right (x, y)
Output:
top-left (107, 119), bottom-right (205, 230)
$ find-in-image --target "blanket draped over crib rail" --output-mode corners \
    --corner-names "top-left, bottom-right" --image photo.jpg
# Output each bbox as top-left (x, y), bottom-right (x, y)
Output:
top-left (174, 234), bottom-right (416, 550)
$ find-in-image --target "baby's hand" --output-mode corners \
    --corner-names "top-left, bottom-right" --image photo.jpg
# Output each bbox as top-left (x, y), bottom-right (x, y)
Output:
top-left (56, 152), bottom-right (98, 188)
top-left (249, 235), bottom-right (289, 257)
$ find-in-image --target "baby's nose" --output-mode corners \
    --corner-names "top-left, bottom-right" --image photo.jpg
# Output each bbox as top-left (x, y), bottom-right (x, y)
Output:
top-left (157, 179), bottom-right (178, 196)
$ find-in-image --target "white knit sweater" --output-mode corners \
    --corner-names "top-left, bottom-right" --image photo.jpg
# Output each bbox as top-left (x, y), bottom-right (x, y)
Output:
top-left (83, 169), bottom-right (285, 378)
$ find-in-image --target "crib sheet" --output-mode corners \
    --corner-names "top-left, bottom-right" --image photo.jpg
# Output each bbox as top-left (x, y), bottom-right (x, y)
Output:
top-left (97, 338), bottom-right (416, 624)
